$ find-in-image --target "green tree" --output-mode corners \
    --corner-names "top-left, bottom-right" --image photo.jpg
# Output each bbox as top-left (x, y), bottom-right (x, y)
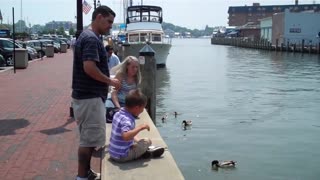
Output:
top-left (57, 26), bottom-right (65, 35)
top-left (69, 27), bottom-right (75, 35)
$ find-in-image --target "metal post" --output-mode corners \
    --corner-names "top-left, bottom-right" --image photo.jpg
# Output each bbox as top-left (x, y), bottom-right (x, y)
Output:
top-left (93, 0), bottom-right (96, 9)
top-left (40, 42), bottom-right (43, 60)
top-left (76, 0), bottom-right (83, 39)
top-left (12, 7), bottom-right (16, 74)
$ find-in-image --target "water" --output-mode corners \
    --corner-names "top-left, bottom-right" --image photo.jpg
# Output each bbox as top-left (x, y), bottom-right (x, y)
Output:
top-left (155, 39), bottom-right (320, 180)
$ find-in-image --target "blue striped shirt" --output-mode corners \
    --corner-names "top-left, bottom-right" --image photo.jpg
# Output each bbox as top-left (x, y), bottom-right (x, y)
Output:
top-left (72, 29), bottom-right (109, 100)
top-left (109, 108), bottom-right (135, 159)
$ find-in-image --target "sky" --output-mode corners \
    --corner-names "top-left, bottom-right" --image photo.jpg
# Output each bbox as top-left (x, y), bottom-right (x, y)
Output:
top-left (1, 0), bottom-right (319, 29)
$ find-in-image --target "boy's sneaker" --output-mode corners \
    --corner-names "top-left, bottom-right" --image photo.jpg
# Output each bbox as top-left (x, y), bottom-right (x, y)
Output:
top-left (88, 169), bottom-right (100, 180)
top-left (147, 146), bottom-right (165, 158)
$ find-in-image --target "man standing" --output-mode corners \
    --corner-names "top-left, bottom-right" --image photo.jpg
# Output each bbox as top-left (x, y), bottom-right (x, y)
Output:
top-left (72, 6), bottom-right (120, 180)
top-left (105, 45), bottom-right (120, 75)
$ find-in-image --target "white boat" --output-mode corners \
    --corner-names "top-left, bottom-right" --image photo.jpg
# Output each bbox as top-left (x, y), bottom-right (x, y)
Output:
top-left (119, 5), bottom-right (172, 67)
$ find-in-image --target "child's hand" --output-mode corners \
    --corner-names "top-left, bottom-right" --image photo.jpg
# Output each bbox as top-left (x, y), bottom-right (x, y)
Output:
top-left (140, 124), bottom-right (150, 131)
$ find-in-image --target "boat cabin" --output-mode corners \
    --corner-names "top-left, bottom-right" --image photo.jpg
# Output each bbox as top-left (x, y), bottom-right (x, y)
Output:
top-left (125, 5), bottom-right (167, 44)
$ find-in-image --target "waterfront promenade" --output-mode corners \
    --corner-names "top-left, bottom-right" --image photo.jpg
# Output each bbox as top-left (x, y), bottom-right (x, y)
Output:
top-left (0, 52), bottom-right (100, 179)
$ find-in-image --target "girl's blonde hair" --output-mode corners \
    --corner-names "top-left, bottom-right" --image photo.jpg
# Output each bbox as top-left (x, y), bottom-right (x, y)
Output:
top-left (110, 56), bottom-right (141, 84)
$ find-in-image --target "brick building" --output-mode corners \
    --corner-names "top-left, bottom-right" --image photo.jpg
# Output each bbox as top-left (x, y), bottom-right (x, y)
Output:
top-left (228, 1), bottom-right (320, 26)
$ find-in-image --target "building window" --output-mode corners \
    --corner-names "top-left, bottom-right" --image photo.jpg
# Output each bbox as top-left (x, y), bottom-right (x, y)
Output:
top-left (273, 7), bottom-right (277, 10)
top-left (304, 6), bottom-right (308, 10)
top-left (314, 6), bottom-right (317, 10)
top-left (248, 8), bottom-right (252, 11)
top-left (248, 13), bottom-right (252, 16)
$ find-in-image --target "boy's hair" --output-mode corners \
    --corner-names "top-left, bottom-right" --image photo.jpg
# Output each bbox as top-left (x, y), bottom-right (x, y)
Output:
top-left (92, 5), bottom-right (116, 21)
top-left (125, 89), bottom-right (147, 108)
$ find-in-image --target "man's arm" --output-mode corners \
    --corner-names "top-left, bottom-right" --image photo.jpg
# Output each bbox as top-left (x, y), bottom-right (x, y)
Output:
top-left (83, 61), bottom-right (120, 89)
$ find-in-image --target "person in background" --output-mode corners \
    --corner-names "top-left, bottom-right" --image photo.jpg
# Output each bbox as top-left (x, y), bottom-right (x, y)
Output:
top-left (110, 56), bottom-right (141, 108)
top-left (70, 36), bottom-right (76, 51)
top-left (105, 45), bottom-right (120, 75)
top-left (72, 5), bottom-right (120, 180)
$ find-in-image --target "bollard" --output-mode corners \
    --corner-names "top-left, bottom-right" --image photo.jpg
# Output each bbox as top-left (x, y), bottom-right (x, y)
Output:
top-left (301, 39), bottom-right (305, 53)
top-left (139, 44), bottom-right (156, 124)
top-left (40, 42), bottom-right (43, 60)
top-left (287, 41), bottom-right (290, 52)
top-left (318, 43), bottom-right (320, 54)
top-left (276, 39), bottom-right (279, 51)
top-left (293, 43), bottom-right (296, 53)
top-left (281, 43), bottom-right (284, 51)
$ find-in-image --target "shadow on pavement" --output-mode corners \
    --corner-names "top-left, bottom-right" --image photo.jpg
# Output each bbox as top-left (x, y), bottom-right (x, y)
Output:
top-left (40, 118), bottom-right (75, 135)
top-left (0, 118), bottom-right (30, 136)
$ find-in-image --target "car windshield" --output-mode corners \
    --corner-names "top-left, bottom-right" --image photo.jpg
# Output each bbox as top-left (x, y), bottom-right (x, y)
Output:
top-left (2, 40), bottom-right (15, 48)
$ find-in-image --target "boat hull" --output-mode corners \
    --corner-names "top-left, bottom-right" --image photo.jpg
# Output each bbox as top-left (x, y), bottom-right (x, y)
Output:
top-left (119, 43), bottom-right (171, 66)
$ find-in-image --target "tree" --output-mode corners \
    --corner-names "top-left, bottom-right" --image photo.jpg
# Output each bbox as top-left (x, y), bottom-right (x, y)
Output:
top-left (57, 26), bottom-right (65, 35)
top-left (69, 27), bottom-right (75, 35)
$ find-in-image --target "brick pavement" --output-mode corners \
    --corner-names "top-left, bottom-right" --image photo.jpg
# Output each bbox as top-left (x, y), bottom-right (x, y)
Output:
top-left (0, 52), bottom-right (101, 180)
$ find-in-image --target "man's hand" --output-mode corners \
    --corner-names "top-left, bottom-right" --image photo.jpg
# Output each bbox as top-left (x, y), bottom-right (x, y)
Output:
top-left (109, 78), bottom-right (121, 90)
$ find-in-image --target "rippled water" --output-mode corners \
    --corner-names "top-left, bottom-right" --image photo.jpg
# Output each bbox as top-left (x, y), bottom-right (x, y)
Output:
top-left (156, 39), bottom-right (320, 180)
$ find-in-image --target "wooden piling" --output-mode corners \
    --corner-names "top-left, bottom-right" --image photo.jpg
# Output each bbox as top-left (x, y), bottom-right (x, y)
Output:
top-left (139, 44), bottom-right (156, 123)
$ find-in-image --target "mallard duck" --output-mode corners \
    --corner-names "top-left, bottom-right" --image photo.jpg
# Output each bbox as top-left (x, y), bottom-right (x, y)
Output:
top-left (161, 113), bottom-right (168, 123)
top-left (211, 160), bottom-right (236, 169)
top-left (182, 120), bottom-right (192, 130)
top-left (173, 111), bottom-right (181, 118)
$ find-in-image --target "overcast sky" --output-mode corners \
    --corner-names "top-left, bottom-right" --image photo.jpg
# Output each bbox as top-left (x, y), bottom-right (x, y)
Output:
top-left (1, 0), bottom-right (319, 29)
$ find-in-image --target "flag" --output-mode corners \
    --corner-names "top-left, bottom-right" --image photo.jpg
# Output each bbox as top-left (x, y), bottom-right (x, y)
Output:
top-left (82, 0), bottom-right (92, 15)
top-left (0, 10), bottom-right (3, 21)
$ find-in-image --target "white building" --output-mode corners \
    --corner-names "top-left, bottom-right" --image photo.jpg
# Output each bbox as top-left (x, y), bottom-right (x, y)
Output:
top-left (260, 17), bottom-right (272, 42)
top-left (272, 9), bottom-right (320, 46)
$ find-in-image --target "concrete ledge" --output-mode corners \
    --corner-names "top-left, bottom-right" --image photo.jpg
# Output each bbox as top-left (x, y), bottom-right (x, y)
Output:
top-left (102, 109), bottom-right (184, 180)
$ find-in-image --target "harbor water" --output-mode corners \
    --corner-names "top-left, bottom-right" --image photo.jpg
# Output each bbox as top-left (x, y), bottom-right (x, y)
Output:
top-left (156, 39), bottom-right (320, 180)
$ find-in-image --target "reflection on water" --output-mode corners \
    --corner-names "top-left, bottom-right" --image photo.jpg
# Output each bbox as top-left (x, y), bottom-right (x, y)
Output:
top-left (156, 39), bottom-right (320, 180)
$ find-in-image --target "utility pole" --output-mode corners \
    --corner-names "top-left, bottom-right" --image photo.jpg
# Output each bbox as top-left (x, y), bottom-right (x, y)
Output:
top-left (76, 0), bottom-right (83, 39)
top-left (20, 0), bottom-right (22, 32)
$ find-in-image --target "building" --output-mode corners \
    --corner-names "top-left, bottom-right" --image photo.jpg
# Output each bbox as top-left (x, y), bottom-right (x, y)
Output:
top-left (260, 17), bottom-right (272, 42)
top-left (228, 1), bottom-right (320, 26)
top-left (45, 21), bottom-right (74, 30)
top-left (271, 9), bottom-right (320, 46)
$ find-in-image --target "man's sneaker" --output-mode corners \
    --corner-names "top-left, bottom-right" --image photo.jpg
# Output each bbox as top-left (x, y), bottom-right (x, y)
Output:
top-left (147, 146), bottom-right (165, 158)
top-left (88, 169), bottom-right (101, 180)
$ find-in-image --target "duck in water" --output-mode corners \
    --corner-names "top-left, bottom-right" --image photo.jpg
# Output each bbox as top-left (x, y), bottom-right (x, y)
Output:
top-left (173, 111), bottom-right (180, 118)
top-left (161, 113), bottom-right (168, 123)
top-left (182, 120), bottom-right (192, 130)
top-left (211, 160), bottom-right (236, 169)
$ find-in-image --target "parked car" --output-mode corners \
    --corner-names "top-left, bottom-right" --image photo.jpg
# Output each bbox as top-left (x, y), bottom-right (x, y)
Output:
top-left (39, 39), bottom-right (60, 53)
top-left (15, 40), bottom-right (38, 60)
top-left (24, 40), bottom-right (46, 58)
top-left (0, 38), bottom-right (37, 66)
top-left (59, 38), bottom-right (71, 48)
top-left (0, 53), bottom-right (5, 67)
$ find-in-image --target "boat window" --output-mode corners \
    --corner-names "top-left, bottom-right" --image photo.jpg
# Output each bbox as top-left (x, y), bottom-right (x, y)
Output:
top-left (129, 34), bottom-right (139, 42)
top-left (140, 33), bottom-right (148, 42)
top-left (152, 34), bottom-right (162, 42)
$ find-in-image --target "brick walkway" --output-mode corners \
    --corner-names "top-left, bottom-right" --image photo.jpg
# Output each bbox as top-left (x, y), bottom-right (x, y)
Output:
top-left (0, 52), bottom-right (100, 180)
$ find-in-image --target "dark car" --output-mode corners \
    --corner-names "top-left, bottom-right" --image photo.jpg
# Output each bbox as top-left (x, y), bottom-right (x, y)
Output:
top-left (0, 38), bottom-right (37, 66)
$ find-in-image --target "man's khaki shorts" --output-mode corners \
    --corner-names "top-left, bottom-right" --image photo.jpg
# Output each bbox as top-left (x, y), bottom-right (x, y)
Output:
top-left (72, 98), bottom-right (106, 147)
